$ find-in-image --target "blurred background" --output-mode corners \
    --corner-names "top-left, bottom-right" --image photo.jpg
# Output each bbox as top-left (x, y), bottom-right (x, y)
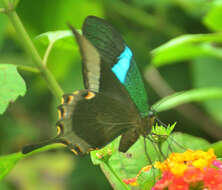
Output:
top-left (0, 0), bottom-right (222, 189)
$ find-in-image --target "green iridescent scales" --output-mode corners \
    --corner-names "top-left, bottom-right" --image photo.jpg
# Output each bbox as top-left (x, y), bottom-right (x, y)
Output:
top-left (124, 60), bottom-right (149, 117)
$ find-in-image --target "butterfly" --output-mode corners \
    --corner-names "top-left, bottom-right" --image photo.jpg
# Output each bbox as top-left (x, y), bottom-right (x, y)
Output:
top-left (22, 16), bottom-right (156, 155)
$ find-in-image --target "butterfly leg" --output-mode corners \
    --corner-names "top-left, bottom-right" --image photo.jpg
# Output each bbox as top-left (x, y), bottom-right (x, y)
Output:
top-left (68, 143), bottom-right (85, 156)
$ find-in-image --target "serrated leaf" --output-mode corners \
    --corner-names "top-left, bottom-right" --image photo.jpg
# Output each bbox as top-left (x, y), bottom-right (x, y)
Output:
top-left (35, 30), bottom-right (77, 51)
top-left (152, 87), bottom-right (222, 113)
top-left (203, 1), bottom-right (222, 31)
top-left (91, 132), bottom-right (210, 190)
top-left (90, 137), bottom-right (119, 165)
top-left (0, 64), bottom-right (26, 114)
top-left (91, 136), bottom-right (169, 189)
top-left (151, 33), bottom-right (222, 67)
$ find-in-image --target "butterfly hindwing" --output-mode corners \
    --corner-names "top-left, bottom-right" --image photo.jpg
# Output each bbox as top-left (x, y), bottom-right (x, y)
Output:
top-left (119, 128), bottom-right (140, 152)
top-left (57, 90), bottom-right (142, 154)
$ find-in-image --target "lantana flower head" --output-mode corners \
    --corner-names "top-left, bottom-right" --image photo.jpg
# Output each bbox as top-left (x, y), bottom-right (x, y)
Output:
top-left (123, 149), bottom-right (222, 190)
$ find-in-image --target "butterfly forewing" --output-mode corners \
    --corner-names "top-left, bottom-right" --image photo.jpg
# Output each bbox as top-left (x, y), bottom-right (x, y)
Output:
top-left (82, 16), bottom-right (149, 116)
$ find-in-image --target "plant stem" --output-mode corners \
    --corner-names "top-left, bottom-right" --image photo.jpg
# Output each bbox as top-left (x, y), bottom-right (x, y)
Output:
top-left (43, 42), bottom-right (55, 66)
top-left (17, 65), bottom-right (40, 73)
top-left (2, 0), bottom-right (63, 99)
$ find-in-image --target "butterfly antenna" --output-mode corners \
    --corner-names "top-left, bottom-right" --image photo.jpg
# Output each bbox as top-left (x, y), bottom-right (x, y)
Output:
top-left (22, 137), bottom-right (67, 154)
top-left (146, 136), bottom-right (163, 161)
top-left (143, 137), bottom-right (153, 164)
top-left (165, 138), bottom-right (173, 156)
top-left (155, 117), bottom-right (168, 128)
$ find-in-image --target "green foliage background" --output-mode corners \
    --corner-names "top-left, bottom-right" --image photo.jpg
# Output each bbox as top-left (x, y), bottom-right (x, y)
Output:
top-left (0, 0), bottom-right (222, 189)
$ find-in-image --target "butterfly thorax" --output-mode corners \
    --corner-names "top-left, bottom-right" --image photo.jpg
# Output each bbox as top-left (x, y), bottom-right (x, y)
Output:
top-left (137, 116), bottom-right (154, 137)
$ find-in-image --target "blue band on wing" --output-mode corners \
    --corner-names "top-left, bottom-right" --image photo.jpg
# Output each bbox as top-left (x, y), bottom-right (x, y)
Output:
top-left (112, 46), bottom-right (133, 83)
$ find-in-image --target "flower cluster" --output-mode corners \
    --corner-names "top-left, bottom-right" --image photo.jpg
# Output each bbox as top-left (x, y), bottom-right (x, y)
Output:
top-left (123, 165), bottom-right (152, 186)
top-left (123, 149), bottom-right (222, 190)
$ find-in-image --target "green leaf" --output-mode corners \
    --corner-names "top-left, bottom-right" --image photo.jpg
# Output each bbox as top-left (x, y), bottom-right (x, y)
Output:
top-left (35, 30), bottom-right (77, 51)
top-left (137, 168), bottom-right (160, 190)
top-left (162, 133), bottom-right (210, 153)
top-left (91, 136), bottom-right (174, 189)
top-left (151, 33), bottom-right (222, 67)
top-left (91, 137), bottom-right (160, 189)
top-left (211, 140), bottom-right (222, 158)
top-left (0, 152), bottom-right (23, 180)
top-left (13, 0), bottom-right (20, 8)
top-left (152, 87), bottom-right (222, 113)
top-left (91, 138), bottom-right (118, 166)
top-left (192, 57), bottom-right (222, 123)
top-left (91, 138), bottom-right (128, 190)
top-left (203, 1), bottom-right (222, 31)
top-left (91, 132), bottom-right (210, 190)
top-left (0, 181), bottom-right (12, 190)
top-left (0, 0), bottom-right (3, 7)
top-left (0, 64), bottom-right (26, 114)
top-left (0, 144), bottom-right (65, 180)
top-left (100, 162), bottom-right (130, 190)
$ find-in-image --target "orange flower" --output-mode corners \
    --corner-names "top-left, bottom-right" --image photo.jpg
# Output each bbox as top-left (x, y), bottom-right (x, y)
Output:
top-left (123, 177), bottom-right (138, 186)
top-left (155, 149), bottom-right (216, 176)
top-left (203, 167), bottom-right (222, 190)
top-left (122, 165), bottom-right (152, 186)
top-left (183, 167), bottom-right (203, 183)
top-left (124, 149), bottom-right (222, 190)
